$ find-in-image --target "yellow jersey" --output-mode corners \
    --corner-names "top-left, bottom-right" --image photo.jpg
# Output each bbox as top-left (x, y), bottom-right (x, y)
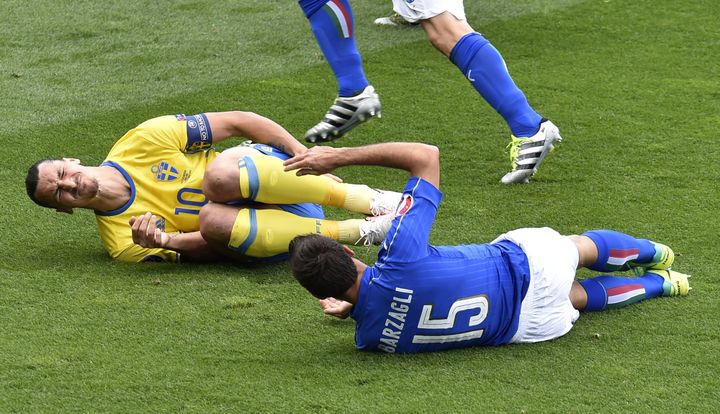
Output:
top-left (95, 114), bottom-right (215, 262)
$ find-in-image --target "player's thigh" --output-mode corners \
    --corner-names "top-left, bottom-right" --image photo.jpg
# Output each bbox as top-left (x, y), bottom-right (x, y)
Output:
top-left (392, 0), bottom-right (466, 23)
top-left (495, 227), bottom-right (580, 343)
top-left (203, 146), bottom-right (258, 202)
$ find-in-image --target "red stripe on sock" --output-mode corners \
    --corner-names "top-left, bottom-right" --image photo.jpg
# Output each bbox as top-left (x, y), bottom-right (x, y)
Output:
top-left (607, 283), bottom-right (645, 296)
top-left (330, 0), bottom-right (352, 37)
top-left (609, 248), bottom-right (640, 259)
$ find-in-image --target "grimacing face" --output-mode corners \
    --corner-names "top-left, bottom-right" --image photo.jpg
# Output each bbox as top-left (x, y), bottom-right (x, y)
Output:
top-left (34, 159), bottom-right (100, 213)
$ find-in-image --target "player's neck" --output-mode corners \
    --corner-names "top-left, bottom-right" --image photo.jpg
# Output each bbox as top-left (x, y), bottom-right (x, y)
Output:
top-left (342, 263), bottom-right (365, 304)
top-left (87, 165), bottom-right (132, 211)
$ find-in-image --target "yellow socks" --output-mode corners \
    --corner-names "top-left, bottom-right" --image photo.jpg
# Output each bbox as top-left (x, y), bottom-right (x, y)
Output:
top-left (228, 208), bottom-right (364, 257)
top-left (237, 154), bottom-right (374, 214)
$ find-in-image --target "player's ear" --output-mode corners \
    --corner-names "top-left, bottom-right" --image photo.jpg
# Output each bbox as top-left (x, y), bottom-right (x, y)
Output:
top-left (342, 245), bottom-right (355, 257)
top-left (55, 207), bottom-right (74, 215)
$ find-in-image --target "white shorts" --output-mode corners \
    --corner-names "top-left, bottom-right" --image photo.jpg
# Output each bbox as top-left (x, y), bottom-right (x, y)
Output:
top-left (391, 0), bottom-right (466, 23)
top-left (492, 227), bottom-right (580, 344)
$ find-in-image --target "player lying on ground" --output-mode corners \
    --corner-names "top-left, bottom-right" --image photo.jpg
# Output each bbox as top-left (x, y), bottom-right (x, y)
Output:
top-left (283, 142), bottom-right (691, 353)
top-left (297, 0), bottom-right (561, 183)
top-left (25, 111), bottom-right (398, 263)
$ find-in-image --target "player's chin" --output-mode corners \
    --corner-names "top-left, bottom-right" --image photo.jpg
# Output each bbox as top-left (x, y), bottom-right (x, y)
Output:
top-left (80, 177), bottom-right (100, 197)
top-left (80, 184), bottom-right (100, 199)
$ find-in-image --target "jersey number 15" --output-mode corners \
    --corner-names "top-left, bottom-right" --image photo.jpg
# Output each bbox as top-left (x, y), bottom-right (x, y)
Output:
top-left (412, 295), bottom-right (489, 344)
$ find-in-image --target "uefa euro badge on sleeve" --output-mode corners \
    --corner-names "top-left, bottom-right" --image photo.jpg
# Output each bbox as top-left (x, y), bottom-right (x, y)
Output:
top-left (184, 114), bottom-right (213, 153)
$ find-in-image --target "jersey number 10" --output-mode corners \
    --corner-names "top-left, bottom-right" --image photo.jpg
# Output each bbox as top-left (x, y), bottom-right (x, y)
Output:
top-left (174, 188), bottom-right (208, 215)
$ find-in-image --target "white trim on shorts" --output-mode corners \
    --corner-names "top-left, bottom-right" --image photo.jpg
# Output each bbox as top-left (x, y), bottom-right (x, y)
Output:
top-left (391, 0), bottom-right (467, 23)
top-left (491, 227), bottom-right (580, 344)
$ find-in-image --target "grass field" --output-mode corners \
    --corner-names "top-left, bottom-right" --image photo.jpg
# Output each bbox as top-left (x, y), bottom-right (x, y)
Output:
top-left (1, 0), bottom-right (719, 412)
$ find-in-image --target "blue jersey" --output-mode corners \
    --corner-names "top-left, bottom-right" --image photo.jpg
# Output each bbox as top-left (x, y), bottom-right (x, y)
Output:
top-left (349, 178), bottom-right (531, 353)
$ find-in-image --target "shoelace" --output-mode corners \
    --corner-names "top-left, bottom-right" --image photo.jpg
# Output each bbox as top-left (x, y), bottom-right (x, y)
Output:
top-left (356, 227), bottom-right (380, 247)
top-left (506, 136), bottom-right (524, 168)
top-left (369, 192), bottom-right (398, 216)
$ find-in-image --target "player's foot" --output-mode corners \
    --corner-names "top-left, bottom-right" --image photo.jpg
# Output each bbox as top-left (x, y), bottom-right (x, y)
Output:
top-left (374, 13), bottom-right (418, 27)
top-left (369, 189), bottom-right (402, 216)
top-left (628, 242), bottom-right (674, 274)
top-left (304, 85), bottom-right (381, 143)
top-left (500, 119), bottom-right (562, 184)
top-left (356, 214), bottom-right (393, 246)
top-left (644, 269), bottom-right (691, 297)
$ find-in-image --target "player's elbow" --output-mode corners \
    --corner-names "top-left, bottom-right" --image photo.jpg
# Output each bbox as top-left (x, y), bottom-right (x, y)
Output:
top-left (416, 144), bottom-right (439, 169)
top-left (423, 144), bottom-right (440, 161)
top-left (411, 144), bottom-right (440, 186)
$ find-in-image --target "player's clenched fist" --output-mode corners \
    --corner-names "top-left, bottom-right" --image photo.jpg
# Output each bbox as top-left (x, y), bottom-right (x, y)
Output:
top-left (129, 212), bottom-right (171, 249)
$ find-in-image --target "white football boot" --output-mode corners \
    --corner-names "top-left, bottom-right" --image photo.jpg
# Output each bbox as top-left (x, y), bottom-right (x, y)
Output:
top-left (500, 119), bottom-right (562, 184)
top-left (369, 189), bottom-right (402, 216)
top-left (304, 85), bottom-right (381, 143)
top-left (356, 214), bottom-right (394, 246)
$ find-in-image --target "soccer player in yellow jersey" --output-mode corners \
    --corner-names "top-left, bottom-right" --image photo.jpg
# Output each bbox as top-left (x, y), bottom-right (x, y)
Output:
top-left (25, 111), bottom-right (399, 263)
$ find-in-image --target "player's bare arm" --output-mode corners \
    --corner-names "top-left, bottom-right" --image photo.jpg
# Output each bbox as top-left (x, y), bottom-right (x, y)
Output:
top-left (129, 212), bottom-right (220, 262)
top-left (284, 142), bottom-right (440, 188)
top-left (204, 111), bottom-right (307, 156)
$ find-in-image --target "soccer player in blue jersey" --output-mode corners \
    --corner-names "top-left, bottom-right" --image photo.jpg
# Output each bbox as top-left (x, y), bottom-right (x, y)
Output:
top-left (298, 0), bottom-right (560, 184)
top-left (283, 143), bottom-right (691, 353)
top-left (25, 111), bottom-right (396, 263)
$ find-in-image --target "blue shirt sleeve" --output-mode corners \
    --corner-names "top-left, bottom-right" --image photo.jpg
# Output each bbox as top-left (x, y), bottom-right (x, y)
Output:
top-left (183, 113), bottom-right (213, 153)
top-left (376, 177), bottom-right (443, 265)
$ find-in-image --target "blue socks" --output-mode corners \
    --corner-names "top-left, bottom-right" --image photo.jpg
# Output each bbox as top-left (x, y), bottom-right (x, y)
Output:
top-left (449, 32), bottom-right (543, 137)
top-left (300, 9), bottom-right (543, 129)
top-left (579, 229), bottom-right (669, 311)
top-left (299, 0), bottom-right (369, 97)
top-left (580, 274), bottom-right (666, 311)
top-left (582, 230), bottom-right (659, 272)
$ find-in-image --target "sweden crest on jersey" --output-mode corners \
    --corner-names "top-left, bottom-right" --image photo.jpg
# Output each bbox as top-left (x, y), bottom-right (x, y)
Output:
top-left (152, 161), bottom-right (179, 181)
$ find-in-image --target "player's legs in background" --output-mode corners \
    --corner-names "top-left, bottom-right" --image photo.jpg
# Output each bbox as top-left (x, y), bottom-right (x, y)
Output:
top-left (431, 14), bottom-right (541, 137)
top-left (203, 147), bottom-right (400, 215)
top-left (300, 0), bottom-right (368, 97)
top-left (198, 203), bottom-right (387, 259)
top-left (420, 11), bottom-right (560, 184)
top-left (568, 231), bottom-right (690, 311)
top-left (299, 0), bottom-right (381, 143)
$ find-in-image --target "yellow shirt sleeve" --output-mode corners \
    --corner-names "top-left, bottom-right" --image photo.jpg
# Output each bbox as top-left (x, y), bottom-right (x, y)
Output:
top-left (113, 243), bottom-right (180, 263)
top-left (130, 114), bottom-right (213, 153)
top-left (96, 214), bottom-right (180, 263)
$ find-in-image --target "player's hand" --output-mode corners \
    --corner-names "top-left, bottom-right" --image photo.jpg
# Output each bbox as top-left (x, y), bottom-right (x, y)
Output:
top-left (319, 297), bottom-right (353, 319)
top-left (129, 212), bottom-right (171, 249)
top-left (283, 146), bottom-right (341, 176)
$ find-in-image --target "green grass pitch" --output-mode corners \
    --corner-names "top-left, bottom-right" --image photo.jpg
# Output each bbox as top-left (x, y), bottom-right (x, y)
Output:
top-left (1, 0), bottom-right (719, 412)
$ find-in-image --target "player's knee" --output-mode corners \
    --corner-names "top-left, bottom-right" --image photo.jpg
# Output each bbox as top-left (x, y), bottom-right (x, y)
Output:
top-left (199, 204), bottom-right (230, 246)
top-left (203, 160), bottom-right (236, 202)
top-left (569, 235), bottom-right (599, 269)
top-left (425, 31), bottom-right (444, 52)
top-left (423, 14), bottom-right (475, 56)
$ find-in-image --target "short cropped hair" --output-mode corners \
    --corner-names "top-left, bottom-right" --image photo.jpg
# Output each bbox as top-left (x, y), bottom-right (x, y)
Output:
top-left (26, 159), bottom-right (53, 208)
top-left (289, 234), bottom-right (357, 299)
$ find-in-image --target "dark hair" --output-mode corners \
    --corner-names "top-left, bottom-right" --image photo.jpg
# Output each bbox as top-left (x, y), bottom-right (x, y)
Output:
top-left (288, 234), bottom-right (357, 299)
top-left (26, 159), bottom-right (54, 208)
